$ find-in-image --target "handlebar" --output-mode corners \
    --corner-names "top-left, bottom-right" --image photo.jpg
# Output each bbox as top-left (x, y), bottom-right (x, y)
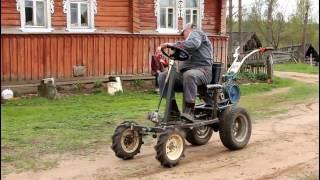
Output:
top-left (259, 47), bottom-right (274, 54)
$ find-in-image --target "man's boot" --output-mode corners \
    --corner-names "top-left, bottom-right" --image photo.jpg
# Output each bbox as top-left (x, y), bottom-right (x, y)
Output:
top-left (183, 102), bottom-right (195, 120)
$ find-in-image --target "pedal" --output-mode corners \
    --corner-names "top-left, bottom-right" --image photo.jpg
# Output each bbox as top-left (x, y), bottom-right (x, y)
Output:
top-left (180, 113), bottom-right (194, 122)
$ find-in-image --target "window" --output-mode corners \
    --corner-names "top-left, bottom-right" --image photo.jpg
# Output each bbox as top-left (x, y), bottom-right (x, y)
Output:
top-left (184, 0), bottom-right (200, 28)
top-left (156, 0), bottom-right (177, 33)
top-left (155, 0), bottom-right (204, 33)
top-left (16, 0), bottom-right (54, 32)
top-left (63, 0), bottom-right (97, 32)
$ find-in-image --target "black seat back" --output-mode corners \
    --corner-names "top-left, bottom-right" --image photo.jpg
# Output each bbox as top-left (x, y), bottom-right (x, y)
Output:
top-left (211, 62), bottom-right (223, 84)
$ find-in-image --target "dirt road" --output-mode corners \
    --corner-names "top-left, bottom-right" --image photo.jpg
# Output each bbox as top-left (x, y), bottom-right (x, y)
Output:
top-left (274, 71), bottom-right (319, 84)
top-left (5, 72), bottom-right (319, 180)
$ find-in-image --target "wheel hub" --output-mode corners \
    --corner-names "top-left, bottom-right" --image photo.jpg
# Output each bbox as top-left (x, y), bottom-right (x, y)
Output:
top-left (232, 114), bottom-right (248, 142)
top-left (120, 129), bottom-right (140, 153)
top-left (165, 134), bottom-right (183, 161)
top-left (195, 126), bottom-right (210, 138)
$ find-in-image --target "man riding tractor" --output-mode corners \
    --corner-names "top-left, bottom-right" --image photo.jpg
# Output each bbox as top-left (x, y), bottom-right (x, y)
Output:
top-left (158, 22), bottom-right (214, 119)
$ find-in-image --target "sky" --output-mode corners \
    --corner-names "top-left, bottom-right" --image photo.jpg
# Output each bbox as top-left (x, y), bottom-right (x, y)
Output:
top-left (228, 0), bottom-right (319, 22)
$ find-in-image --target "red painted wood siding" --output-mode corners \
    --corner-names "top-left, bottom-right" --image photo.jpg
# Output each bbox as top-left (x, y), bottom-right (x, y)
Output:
top-left (1, 34), bottom-right (228, 81)
top-left (1, 0), bottom-right (225, 34)
top-left (1, 0), bottom-right (20, 26)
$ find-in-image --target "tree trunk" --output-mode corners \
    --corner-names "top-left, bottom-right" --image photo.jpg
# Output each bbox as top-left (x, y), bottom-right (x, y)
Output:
top-left (302, 0), bottom-right (310, 63)
top-left (228, 0), bottom-right (233, 57)
top-left (238, 0), bottom-right (242, 52)
top-left (267, 0), bottom-right (273, 47)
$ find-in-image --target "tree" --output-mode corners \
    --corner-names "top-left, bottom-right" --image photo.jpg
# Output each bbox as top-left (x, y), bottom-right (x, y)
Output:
top-left (228, 0), bottom-right (233, 54)
top-left (238, 0), bottom-right (242, 51)
top-left (247, 0), bottom-right (285, 48)
top-left (302, 0), bottom-right (310, 62)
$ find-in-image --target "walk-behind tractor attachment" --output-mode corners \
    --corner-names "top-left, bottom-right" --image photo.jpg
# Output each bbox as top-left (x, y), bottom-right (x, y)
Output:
top-left (111, 45), bottom-right (274, 167)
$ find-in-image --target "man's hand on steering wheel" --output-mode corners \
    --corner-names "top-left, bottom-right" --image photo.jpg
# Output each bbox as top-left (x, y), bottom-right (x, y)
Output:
top-left (160, 43), bottom-right (190, 61)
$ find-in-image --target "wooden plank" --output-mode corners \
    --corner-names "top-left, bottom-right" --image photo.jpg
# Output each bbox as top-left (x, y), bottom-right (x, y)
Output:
top-left (116, 37), bottom-right (122, 75)
top-left (221, 40), bottom-right (226, 65)
top-left (110, 37), bottom-right (116, 75)
top-left (77, 36), bottom-right (82, 66)
top-left (132, 38), bottom-right (138, 74)
top-left (121, 38), bottom-right (128, 74)
top-left (93, 35), bottom-right (99, 76)
top-left (64, 36), bottom-right (72, 78)
top-left (71, 36), bottom-right (77, 76)
top-left (98, 36), bottom-right (105, 76)
top-left (82, 35), bottom-right (88, 76)
top-left (127, 37), bottom-right (133, 74)
top-left (31, 36), bottom-right (39, 80)
top-left (38, 36), bottom-right (44, 79)
top-left (10, 37), bottom-right (18, 80)
top-left (26, 36), bottom-right (32, 80)
top-left (143, 37), bottom-right (148, 73)
top-left (1, 38), bottom-right (3, 80)
top-left (104, 36), bottom-right (110, 75)
top-left (87, 36), bottom-right (94, 76)
top-left (57, 36), bottom-right (64, 78)
top-left (137, 37), bottom-right (143, 73)
top-left (2, 37), bottom-right (10, 80)
top-left (51, 35), bottom-right (58, 78)
top-left (44, 36), bottom-right (51, 77)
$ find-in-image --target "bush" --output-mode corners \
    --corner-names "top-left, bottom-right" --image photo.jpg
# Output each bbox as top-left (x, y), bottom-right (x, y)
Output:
top-left (255, 72), bottom-right (268, 81)
top-left (237, 72), bottom-right (268, 82)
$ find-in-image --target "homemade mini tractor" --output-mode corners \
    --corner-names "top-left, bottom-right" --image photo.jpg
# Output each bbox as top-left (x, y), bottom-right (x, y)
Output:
top-left (111, 45), bottom-right (273, 167)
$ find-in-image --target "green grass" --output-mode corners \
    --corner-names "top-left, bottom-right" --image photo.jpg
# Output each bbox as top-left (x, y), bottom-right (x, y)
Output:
top-left (1, 77), bottom-right (319, 174)
top-left (273, 63), bottom-right (319, 74)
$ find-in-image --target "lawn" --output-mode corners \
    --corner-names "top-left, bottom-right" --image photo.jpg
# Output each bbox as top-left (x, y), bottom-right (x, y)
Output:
top-left (1, 76), bottom-right (319, 174)
top-left (273, 63), bottom-right (319, 74)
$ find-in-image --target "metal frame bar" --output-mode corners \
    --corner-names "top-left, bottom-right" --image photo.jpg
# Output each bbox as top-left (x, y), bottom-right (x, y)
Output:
top-left (119, 118), bottom-right (219, 134)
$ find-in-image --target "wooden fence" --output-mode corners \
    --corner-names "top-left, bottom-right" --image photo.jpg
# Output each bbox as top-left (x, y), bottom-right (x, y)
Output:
top-left (227, 52), bottom-right (268, 74)
top-left (1, 34), bottom-right (228, 83)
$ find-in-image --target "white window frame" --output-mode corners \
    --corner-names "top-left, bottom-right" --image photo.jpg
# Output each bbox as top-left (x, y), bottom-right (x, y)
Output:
top-left (184, 0), bottom-right (201, 29)
top-left (16, 0), bottom-right (54, 32)
top-left (154, 0), bottom-right (204, 34)
top-left (155, 0), bottom-right (178, 33)
top-left (63, 0), bottom-right (97, 32)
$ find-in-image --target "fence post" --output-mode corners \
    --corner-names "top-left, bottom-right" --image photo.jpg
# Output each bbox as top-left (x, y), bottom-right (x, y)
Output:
top-left (310, 54), bottom-right (313, 66)
top-left (266, 54), bottom-right (273, 83)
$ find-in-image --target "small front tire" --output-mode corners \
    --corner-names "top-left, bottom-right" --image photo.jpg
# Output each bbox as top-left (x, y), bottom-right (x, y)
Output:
top-left (155, 129), bottom-right (185, 168)
top-left (111, 122), bottom-right (143, 160)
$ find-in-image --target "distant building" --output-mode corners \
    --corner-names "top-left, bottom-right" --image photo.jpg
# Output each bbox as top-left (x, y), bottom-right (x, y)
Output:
top-left (227, 32), bottom-right (262, 65)
top-left (278, 44), bottom-right (319, 63)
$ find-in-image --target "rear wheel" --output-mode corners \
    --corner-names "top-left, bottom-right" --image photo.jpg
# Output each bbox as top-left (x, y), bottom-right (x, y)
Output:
top-left (111, 122), bottom-right (143, 160)
top-left (219, 107), bottom-right (252, 150)
top-left (186, 126), bottom-right (213, 146)
top-left (155, 129), bottom-right (185, 167)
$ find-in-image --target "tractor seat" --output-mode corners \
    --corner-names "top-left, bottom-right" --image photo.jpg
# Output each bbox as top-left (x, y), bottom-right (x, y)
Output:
top-left (198, 62), bottom-right (223, 91)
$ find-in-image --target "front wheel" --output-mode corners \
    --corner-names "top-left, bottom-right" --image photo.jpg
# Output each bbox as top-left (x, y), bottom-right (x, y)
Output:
top-left (155, 129), bottom-right (185, 167)
top-left (219, 107), bottom-right (252, 150)
top-left (111, 122), bottom-right (143, 160)
top-left (186, 126), bottom-right (213, 146)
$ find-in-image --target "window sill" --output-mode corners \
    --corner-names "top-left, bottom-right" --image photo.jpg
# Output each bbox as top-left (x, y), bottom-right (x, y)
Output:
top-left (20, 27), bottom-right (54, 33)
top-left (66, 28), bottom-right (96, 32)
top-left (156, 28), bottom-right (180, 34)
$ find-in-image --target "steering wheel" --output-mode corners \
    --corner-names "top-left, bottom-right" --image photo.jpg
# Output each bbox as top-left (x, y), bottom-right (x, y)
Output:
top-left (161, 44), bottom-right (190, 61)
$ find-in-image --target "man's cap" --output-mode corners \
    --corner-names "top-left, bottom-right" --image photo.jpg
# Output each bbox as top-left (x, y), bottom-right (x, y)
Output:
top-left (181, 22), bottom-right (195, 35)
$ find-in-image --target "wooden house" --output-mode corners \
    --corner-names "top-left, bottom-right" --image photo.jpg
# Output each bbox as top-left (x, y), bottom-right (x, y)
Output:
top-left (227, 32), bottom-right (262, 65)
top-left (1, 0), bottom-right (228, 85)
top-left (278, 44), bottom-right (319, 64)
